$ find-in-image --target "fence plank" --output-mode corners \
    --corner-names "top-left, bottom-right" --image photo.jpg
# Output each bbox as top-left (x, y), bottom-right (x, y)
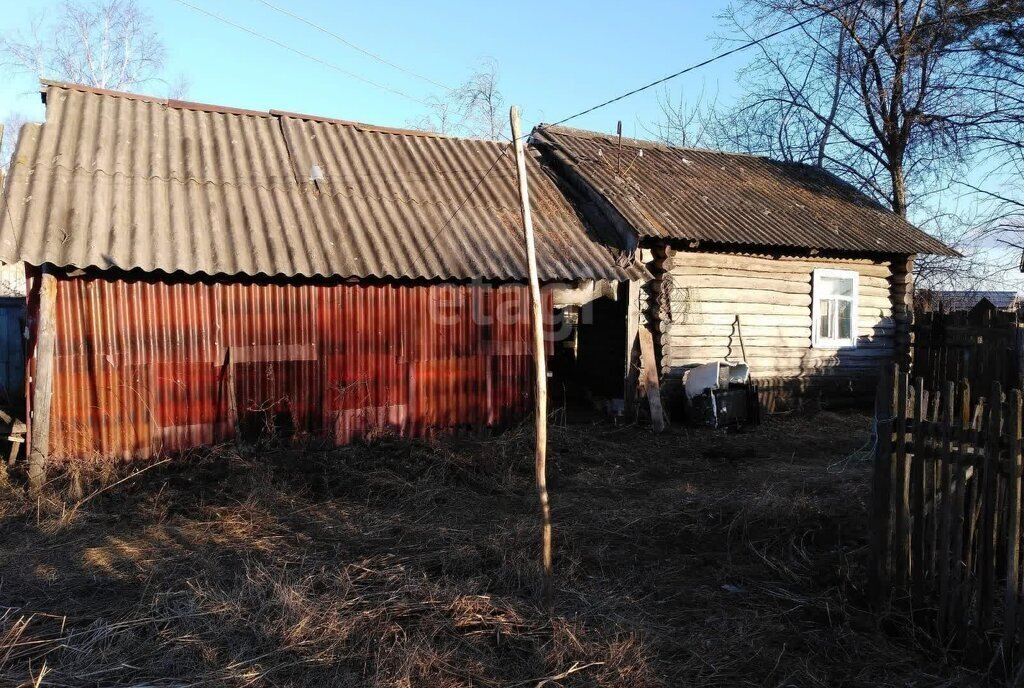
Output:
top-left (911, 377), bottom-right (927, 611)
top-left (1005, 390), bottom-right (1022, 660)
top-left (894, 370), bottom-right (911, 590)
top-left (950, 379), bottom-right (971, 643)
top-left (965, 396), bottom-right (986, 635)
top-left (938, 380), bottom-right (955, 636)
top-left (871, 364), bottom-right (896, 607)
top-left (980, 381), bottom-right (1003, 629)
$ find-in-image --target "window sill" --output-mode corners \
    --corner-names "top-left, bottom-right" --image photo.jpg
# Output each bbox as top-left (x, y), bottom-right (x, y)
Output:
top-left (812, 341), bottom-right (858, 350)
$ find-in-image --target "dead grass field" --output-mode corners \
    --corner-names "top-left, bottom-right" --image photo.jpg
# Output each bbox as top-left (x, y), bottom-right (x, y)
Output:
top-left (0, 412), bottom-right (987, 686)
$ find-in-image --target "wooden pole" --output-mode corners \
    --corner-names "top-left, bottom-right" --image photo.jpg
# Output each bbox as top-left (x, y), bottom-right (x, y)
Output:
top-left (870, 363), bottom-right (895, 607)
top-left (27, 264), bottom-right (58, 491)
top-left (509, 106), bottom-right (552, 607)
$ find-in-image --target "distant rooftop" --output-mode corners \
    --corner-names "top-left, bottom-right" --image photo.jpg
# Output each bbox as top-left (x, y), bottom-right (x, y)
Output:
top-left (922, 291), bottom-right (1023, 312)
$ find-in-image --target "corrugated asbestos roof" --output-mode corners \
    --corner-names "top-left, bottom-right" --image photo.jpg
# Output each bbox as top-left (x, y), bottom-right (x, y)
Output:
top-left (0, 82), bottom-right (642, 282)
top-left (533, 125), bottom-right (956, 257)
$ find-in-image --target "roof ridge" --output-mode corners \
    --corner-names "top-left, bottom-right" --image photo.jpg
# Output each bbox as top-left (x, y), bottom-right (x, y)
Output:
top-left (274, 110), bottom-right (508, 144)
top-left (535, 123), bottom-right (770, 159)
top-left (41, 79), bottom-right (510, 145)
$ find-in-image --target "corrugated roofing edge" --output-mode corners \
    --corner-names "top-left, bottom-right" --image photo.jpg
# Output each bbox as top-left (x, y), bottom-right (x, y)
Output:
top-left (39, 80), bottom-right (493, 143)
top-left (534, 124), bottom-right (767, 157)
top-left (533, 124), bottom-right (961, 258)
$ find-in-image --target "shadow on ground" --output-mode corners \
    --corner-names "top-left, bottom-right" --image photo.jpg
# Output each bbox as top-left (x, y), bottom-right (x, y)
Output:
top-left (0, 413), bottom-right (974, 686)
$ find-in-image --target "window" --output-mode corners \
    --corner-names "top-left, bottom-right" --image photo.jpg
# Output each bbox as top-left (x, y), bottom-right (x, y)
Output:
top-left (812, 269), bottom-right (858, 348)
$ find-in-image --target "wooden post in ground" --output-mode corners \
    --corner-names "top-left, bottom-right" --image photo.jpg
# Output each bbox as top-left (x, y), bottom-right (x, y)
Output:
top-left (870, 363), bottom-right (896, 607)
top-left (1004, 389), bottom-right (1022, 660)
top-left (27, 264), bottom-right (58, 492)
top-left (510, 106), bottom-right (552, 607)
top-left (638, 326), bottom-right (666, 432)
top-left (980, 381), bottom-right (1003, 628)
top-left (910, 376), bottom-right (926, 613)
top-left (893, 369), bottom-right (911, 589)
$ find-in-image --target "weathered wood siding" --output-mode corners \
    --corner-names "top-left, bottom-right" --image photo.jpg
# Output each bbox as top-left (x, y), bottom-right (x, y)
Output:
top-left (654, 248), bottom-right (911, 406)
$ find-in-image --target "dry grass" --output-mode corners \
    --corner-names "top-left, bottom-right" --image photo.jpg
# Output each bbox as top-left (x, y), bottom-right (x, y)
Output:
top-left (0, 413), bottom-right (985, 686)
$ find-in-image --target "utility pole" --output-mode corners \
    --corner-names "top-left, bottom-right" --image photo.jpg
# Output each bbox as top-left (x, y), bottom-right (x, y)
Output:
top-left (509, 106), bottom-right (552, 607)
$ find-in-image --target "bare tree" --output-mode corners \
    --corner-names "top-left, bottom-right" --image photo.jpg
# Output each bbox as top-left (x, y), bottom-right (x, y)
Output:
top-left (1, 0), bottom-right (166, 91)
top-left (457, 58), bottom-right (506, 140)
top-left (710, 1), bottom-right (1009, 218)
top-left (1, 113), bottom-right (28, 175)
top-left (408, 58), bottom-right (508, 140)
top-left (648, 86), bottom-right (720, 148)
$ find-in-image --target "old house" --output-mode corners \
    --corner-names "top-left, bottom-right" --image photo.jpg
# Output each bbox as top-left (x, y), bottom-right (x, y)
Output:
top-left (0, 82), bottom-right (642, 463)
top-left (532, 126), bottom-right (957, 409)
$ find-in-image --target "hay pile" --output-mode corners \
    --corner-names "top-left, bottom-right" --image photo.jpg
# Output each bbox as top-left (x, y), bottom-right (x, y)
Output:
top-left (0, 414), bottom-right (980, 686)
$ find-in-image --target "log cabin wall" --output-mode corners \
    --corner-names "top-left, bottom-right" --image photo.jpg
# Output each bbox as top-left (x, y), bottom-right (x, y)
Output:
top-left (652, 246), bottom-right (913, 411)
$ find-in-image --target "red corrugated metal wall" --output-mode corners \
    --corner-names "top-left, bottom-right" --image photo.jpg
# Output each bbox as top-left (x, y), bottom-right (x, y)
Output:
top-left (39, 271), bottom-right (550, 461)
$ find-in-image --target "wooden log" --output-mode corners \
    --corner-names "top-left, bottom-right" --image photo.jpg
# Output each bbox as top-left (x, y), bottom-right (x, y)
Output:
top-left (669, 313), bottom-right (811, 328)
top-left (672, 275), bottom-right (812, 294)
top-left (671, 265), bottom-right (892, 290)
top-left (668, 324), bottom-right (812, 338)
top-left (676, 302), bottom-right (812, 316)
top-left (27, 265), bottom-right (58, 491)
top-left (1004, 389), bottom-right (1022, 659)
top-left (639, 326), bottom-right (666, 433)
top-left (684, 286), bottom-right (811, 307)
top-left (672, 252), bottom-right (894, 277)
top-left (669, 335), bottom-right (812, 349)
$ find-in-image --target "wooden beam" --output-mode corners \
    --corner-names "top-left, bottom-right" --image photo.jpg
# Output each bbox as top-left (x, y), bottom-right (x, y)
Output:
top-left (639, 325), bottom-right (666, 432)
top-left (27, 265), bottom-right (58, 491)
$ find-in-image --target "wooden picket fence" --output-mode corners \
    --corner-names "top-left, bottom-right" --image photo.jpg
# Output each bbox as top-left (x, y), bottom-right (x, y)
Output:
top-left (913, 307), bottom-right (1022, 399)
top-left (871, 364), bottom-right (1024, 661)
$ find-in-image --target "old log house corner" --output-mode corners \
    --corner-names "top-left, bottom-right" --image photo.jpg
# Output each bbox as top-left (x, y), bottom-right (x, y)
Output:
top-left (0, 80), bottom-right (956, 470)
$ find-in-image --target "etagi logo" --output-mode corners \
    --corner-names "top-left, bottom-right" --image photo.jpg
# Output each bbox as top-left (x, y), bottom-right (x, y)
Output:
top-left (424, 278), bottom-right (595, 343)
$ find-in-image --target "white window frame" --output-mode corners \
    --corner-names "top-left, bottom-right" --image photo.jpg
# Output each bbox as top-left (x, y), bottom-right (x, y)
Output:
top-left (811, 268), bottom-right (859, 348)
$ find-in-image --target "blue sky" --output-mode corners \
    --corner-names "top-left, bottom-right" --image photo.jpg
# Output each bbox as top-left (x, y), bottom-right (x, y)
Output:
top-left (1, 0), bottom-right (1020, 289)
top-left (1, 0), bottom-right (742, 134)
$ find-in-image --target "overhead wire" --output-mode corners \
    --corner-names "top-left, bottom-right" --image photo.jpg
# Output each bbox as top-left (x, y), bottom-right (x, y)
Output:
top-left (407, 145), bottom-right (512, 277)
top-left (252, 0), bottom-right (453, 92)
top-left (537, 0), bottom-right (861, 132)
top-left (421, 2), bottom-right (865, 254)
top-left (170, 0), bottom-right (431, 106)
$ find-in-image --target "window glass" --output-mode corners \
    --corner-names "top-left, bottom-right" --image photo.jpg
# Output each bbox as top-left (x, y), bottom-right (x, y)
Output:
top-left (819, 300), bottom-right (833, 339)
top-left (838, 300), bottom-right (852, 339)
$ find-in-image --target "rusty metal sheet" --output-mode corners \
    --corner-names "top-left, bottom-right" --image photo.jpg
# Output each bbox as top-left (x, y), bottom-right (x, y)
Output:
top-left (1, 81), bottom-right (645, 283)
top-left (39, 270), bottom-right (551, 461)
top-left (533, 125), bottom-right (956, 257)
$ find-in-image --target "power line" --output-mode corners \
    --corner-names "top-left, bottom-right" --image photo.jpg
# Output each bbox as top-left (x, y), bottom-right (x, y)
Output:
top-left (539, 0), bottom-right (860, 131)
top-left (170, 0), bottom-right (430, 106)
top-left (252, 0), bottom-right (453, 92)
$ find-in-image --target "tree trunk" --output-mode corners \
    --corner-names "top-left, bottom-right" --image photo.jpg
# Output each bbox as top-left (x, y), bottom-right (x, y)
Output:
top-left (890, 163), bottom-right (909, 218)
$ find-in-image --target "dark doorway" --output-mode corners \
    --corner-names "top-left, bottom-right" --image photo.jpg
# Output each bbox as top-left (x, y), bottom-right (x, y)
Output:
top-left (549, 284), bottom-right (628, 419)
